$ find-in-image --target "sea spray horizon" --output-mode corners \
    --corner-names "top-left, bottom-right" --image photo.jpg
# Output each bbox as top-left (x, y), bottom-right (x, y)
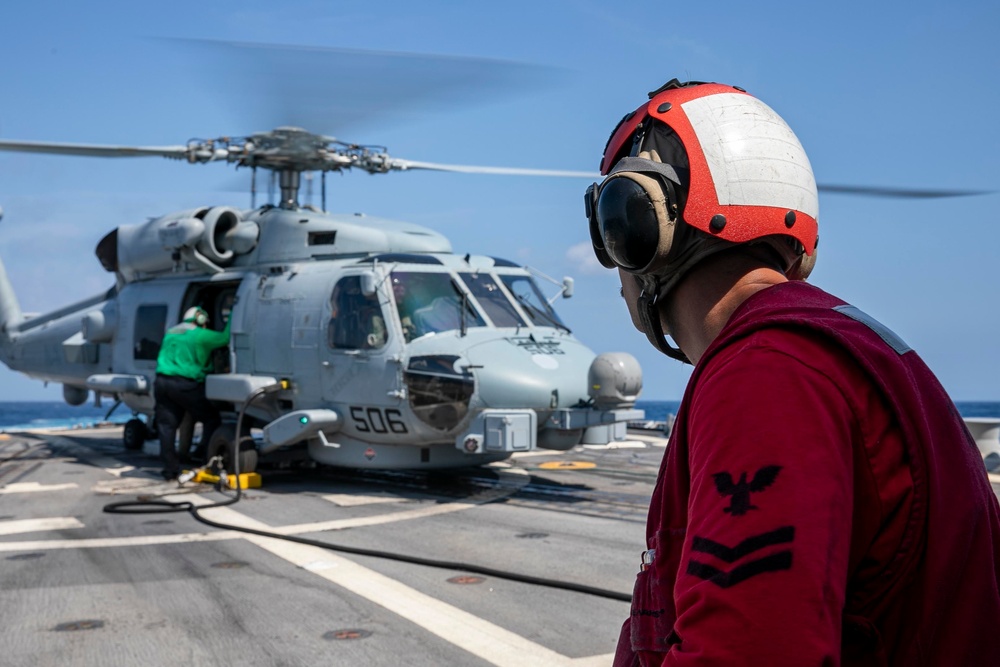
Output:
top-left (0, 400), bottom-right (998, 433)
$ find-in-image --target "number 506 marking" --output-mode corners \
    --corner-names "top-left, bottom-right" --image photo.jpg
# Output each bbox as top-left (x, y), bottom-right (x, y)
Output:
top-left (350, 407), bottom-right (408, 434)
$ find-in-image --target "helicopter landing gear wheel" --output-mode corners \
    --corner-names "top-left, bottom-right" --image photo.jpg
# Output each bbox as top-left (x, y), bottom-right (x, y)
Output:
top-left (206, 424), bottom-right (258, 475)
top-left (123, 418), bottom-right (148, 451)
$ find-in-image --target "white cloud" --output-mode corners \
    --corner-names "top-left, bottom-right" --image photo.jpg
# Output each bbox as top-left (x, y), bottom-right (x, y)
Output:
top-left (565, 241), bottom-right (606, 275)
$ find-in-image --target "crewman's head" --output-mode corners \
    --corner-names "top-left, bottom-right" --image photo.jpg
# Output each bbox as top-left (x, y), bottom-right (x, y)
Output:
top-left (183, 306), bottom-right (210, 327)
top-left (585, 80), bottom-right (819, 361)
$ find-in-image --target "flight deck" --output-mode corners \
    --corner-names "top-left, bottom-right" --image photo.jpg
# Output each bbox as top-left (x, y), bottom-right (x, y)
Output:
top-left (1, 424), bottom-right (997, 667)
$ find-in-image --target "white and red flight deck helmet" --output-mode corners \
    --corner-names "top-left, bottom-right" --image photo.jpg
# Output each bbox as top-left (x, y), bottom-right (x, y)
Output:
top-left (584, 80), bottom-right (819, 359)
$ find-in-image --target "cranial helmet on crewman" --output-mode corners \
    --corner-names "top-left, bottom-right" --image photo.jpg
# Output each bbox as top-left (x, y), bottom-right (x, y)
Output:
top-left (183, 306), bottom-right (209, 327)
top-left (584, 79), bottom-right (819, 361)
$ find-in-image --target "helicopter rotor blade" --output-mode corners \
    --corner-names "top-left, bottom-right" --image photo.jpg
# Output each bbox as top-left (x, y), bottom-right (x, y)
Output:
top-left (817, 183), bottom-right (992, 199)
top-left (386, 158), bottom-right (600, 179)
top-left (171, 38), bottom-right (566, 135)
top-left (4, 137), bottom-right (989, 199)
top-left (385, 161), bottom-right (997, 197)
top-left (0, 139), bottom-right (192, 160)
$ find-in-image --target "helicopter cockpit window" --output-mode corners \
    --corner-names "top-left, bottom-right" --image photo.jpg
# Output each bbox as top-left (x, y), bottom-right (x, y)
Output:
top-left (328, 276), bottom-right (387, 350)
top-left (498, 275), bottom-right (567, 329)
top-left (134, 304), bottom-right (168, 361)
top-left (458, 272), bottom-right (527, 328)
top-left (390, 271), bottom-right (485, 342)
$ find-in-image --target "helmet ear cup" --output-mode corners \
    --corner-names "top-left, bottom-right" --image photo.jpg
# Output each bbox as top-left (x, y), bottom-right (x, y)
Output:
top-left (787, 248), bottom-right (817, 281)
top-left (596, 171), bottom-right (677, 275)
top-left (184, 306), bottom-right (209, 326)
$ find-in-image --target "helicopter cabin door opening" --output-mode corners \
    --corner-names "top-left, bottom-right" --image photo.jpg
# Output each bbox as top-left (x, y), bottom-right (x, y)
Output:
top-left (181, 280), bottom-right (240, 375)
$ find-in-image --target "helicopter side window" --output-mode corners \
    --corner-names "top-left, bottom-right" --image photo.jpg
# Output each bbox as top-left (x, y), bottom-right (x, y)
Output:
top-left (134, 304), bottom-right (168, 361)
top-left (328, 276), bottom-right (387, 351)
top-left (498, 275), bottom-right (567, 329)
top-left (390, 271), bottom-right (485, 342)
top-left (458, 272), bottom-right (527, 328)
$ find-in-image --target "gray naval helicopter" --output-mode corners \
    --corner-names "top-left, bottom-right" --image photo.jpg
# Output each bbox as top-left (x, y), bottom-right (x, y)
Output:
top-left (0, 127), bottom-right (644, 472)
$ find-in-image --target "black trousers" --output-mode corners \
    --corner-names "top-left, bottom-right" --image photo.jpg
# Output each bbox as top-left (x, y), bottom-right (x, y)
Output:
top-left (153, 374), bottom-right (221, 476)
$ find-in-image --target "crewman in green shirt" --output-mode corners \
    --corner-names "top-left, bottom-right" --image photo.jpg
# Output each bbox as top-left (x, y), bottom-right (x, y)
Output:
top-left (154, 306), bottom-right (231, 480)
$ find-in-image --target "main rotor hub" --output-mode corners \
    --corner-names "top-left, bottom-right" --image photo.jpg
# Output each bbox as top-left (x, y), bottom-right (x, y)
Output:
top-left (185, 127), bottom-right (389, 175)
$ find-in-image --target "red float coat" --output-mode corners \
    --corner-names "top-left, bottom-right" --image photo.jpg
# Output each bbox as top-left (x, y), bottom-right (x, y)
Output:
top-left (614, 281), bottom-right (1000, 666)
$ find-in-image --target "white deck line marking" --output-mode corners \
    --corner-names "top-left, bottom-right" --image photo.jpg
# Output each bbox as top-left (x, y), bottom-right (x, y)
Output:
top-left (197, 501), bottom-right (579, 667)
top-left (0, 496), bottom-right (493, 552)
top-left (511, 450), bottom-right (564, 459)
top-left (275, 500), bottom-right (493, 534)
top-left (322, 493), bottom-right (406, 507)
top-left (568, 654), bottom-right (616, 666)
top-left (0, 531), bottom-right (241, 552)
top-left (0, 517), bottom-right (84, 536)
top-left (0, 482), bottom-right (78, 494)
top-left (581, 440), bottom-right (647, 450)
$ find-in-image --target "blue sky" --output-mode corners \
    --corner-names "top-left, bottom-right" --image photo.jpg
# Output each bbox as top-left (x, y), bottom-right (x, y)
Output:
top-left (0, 0), bottom-right (997, 402)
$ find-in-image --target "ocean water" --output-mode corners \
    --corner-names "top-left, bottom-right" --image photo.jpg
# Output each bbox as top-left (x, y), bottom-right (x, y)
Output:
top-left (633, 401), bottom-right (1000, 423)
top-left (0, 400), bottom-right (997, 433)
top-left (0, 401), bottom-right (130, 432)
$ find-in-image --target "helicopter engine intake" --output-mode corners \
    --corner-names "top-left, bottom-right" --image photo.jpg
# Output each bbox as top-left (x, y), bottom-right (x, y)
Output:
top-left (197, 206), bottom-right (260, 264)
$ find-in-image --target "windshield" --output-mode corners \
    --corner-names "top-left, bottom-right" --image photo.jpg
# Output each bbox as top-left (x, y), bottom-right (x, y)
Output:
top-left (459, 272), bottom-right (527, 328)
top-left (498, 274), bottom-right (567, 330)
top-left (391, 271), bottom-right (485, 342)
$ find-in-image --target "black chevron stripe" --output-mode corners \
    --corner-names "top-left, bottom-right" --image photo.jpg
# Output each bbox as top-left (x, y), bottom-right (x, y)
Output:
top-left (687, 551), bottom-right (793, 588)
top-left (690, 526), bottom-right (795, 563)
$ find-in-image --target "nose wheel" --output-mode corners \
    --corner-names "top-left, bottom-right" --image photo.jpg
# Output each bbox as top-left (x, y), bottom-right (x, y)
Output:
top-left (206, 423), bottom-right (259, 474)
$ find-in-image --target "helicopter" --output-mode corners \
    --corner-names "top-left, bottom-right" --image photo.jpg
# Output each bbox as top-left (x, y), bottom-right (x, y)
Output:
top-left (1, 126), bottom-right (981, 475)
top-left (0, 125), bottom-right (649, 473)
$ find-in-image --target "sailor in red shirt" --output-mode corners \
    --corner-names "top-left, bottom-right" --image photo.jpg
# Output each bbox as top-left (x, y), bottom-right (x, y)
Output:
top-left (584, 80), bottom-right (1000, 666)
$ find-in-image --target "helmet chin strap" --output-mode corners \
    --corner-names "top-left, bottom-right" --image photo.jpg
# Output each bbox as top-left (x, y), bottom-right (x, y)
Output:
top-left (637, 288), bottom-right (691, 364)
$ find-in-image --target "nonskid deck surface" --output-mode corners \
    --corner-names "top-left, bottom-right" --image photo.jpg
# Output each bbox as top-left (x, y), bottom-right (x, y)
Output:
top-left (0, 426), bottom-right (670, 667)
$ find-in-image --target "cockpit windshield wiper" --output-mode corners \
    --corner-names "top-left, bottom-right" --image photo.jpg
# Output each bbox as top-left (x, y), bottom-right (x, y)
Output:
top-left (516, 294), bottom-right (570, 333)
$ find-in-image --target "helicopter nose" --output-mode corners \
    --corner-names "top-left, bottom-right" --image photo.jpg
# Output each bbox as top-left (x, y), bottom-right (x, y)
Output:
top-left (464, 337), bottom-right (592, 410)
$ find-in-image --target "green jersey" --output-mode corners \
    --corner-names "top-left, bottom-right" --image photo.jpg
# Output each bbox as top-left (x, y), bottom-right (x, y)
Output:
top-left (155, 319), bottom-right (231, 382)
